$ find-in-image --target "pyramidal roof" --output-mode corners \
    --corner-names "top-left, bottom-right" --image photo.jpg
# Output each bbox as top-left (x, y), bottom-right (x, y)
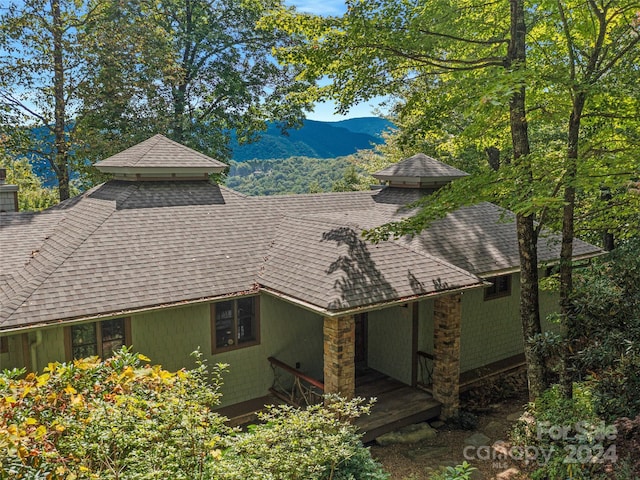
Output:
top-left (373, 153), bottom-right (468, 188)
top-left (95, 134), bottom-right (227, 180)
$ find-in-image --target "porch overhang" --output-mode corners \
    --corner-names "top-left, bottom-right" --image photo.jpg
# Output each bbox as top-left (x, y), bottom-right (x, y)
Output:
top-left (259, 282), bottom-right (485, 319)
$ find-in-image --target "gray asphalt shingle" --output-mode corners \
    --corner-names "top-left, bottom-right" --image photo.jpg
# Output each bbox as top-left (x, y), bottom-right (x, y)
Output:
top-left (95, 134), bottom-right (227, 169)
top-left (0, 146), bottom-right (602, 330)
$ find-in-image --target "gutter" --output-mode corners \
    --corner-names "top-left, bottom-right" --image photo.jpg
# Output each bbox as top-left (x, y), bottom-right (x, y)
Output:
top-left (476, 251), bottom-right (606, 278)
top-left (0, 290), bottom-right (260, 336)
top-left (260, 281), bottom-right (487, 318)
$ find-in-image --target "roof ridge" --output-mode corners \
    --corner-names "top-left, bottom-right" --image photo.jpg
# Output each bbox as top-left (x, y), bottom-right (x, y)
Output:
top-left (132, 135), bottom-right (162, 167)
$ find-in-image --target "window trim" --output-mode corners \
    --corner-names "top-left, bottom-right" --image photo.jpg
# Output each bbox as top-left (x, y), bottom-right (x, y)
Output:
top-left (64, 318), bottom-right (131, 361)
top-left (211, 296), bottom-right (260, 354)
top-left (483, 274), bottom-right (512, 301)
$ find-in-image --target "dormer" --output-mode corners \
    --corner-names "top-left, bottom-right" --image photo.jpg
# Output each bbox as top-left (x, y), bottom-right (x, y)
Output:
top-left (95, 134), bottom-right (227, 181)
top-left (372, 153), bottom-right (468, 190)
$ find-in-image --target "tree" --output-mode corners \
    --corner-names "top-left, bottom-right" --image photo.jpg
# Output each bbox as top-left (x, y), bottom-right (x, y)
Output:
top-left (1, 0), bottom-right (312, 196)
top-left (266, 0), bottom-right (550, 399)
top-left (0, 151), bottom-right (59, 212)
top-left (0, 0), bottom-right (105, 201)
top-left (529, 0), bottom-right (640, 397)
top-left (77, 0), bottom-right (312, 171)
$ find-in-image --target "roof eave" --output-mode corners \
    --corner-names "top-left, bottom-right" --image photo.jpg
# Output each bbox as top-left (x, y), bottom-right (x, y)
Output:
top-left (259, 282), bottom-right (485, 318)
top-left (0, 290), bottom-right (259, 335)
top-left (97, 166), bottom-right (226, 176)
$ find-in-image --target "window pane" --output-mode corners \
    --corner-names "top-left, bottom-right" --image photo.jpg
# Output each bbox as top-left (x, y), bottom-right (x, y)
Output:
top-left (237, 297), bottom-right (256, 343)
top-left (101, 318), bottom-right (125, 357)
top-left (102, 318), bottom-right (124, 342)
top-left (72, 324), bottom-right (96, 346)
top-left (73, 343), bottom-right (97, 359)
top-left (71, 324), bottom-right (97, 359)
top-left (215, 301), bottom-right (235, 348)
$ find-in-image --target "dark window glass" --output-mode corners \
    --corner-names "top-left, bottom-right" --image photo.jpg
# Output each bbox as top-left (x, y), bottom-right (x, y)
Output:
top-left (215, 300), bottom-right (235, 348)
top-left (484, 275), bottom-right (512, 300)
top-left (71, 323), bottom-right (98, 358)
top-left (237, 297), bottom-right (256, 343)
top-left (213, 297), bottom-right (258, 351)
top-left (101, 318), bottom-right (125, 357)
top-left (70, 319), bottom-right (126, 359)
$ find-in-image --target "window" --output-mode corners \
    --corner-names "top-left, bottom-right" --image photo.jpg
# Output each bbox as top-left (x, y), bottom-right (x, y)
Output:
top-left (484, 274), bottom-right (512, 300)
top-left (0, 337), bottom-right (8, 354)
top-left (211, 296), bottom-right (259, 353)
top-left (65, 318), bottom-right (131, 360)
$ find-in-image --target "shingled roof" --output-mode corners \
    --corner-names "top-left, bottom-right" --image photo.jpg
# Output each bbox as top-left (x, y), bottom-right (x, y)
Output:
top-left (0, 140), bottom-right (602, 331)
top-left (95, 134), bottom-right (226, 178)
top-left (373, 153), bottom-right (468, 187)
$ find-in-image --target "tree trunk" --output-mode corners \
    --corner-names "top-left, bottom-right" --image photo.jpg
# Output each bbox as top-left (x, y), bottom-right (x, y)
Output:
top-left (558, 92), bottom-right (586, 399)
top-left (508, 0), bottom-right (546, 400)
top-left (601, 188), bottom-right (615, 251)
top-left (51, 0), bottom-right (70, 201)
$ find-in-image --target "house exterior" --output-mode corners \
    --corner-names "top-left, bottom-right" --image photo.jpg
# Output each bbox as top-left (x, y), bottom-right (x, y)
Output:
top-left (0, 135), bottom-right (601, 418)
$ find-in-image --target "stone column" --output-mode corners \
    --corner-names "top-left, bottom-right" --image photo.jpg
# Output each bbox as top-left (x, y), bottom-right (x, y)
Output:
top-left (433, 293), bottom-right (462, 418)
top-left (323, 315), bottom-right (355, 400)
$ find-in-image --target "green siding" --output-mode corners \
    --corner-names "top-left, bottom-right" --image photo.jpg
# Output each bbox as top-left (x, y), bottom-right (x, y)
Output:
top-left (0, 333), bottom-right (25, 371)
top-left (2, 272), bottom-right (562, 406)
top-left (131, 294), bottom-right (323, 407)
top-left (0, 328), bottom-right (66, 373)
top-left (417, 299), bottom-right (435, 354)
top-left (367, 305), bottom-right (413, 385)
top-left (460, 272), bottom-right (560, 372)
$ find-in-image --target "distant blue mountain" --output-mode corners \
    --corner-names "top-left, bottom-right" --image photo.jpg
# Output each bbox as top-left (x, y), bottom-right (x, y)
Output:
top-left (230, 117), bottom-right (394, 161)
top-left (22, 117), bottom-right (393, 186)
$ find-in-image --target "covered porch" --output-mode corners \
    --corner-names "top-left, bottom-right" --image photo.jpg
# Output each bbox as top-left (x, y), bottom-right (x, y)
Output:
top-left (217, 292), bottom-right (462, 442)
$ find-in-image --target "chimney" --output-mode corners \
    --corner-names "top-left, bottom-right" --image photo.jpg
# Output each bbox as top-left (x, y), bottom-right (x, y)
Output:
top-left (0, 168), bottom-right (19, 212)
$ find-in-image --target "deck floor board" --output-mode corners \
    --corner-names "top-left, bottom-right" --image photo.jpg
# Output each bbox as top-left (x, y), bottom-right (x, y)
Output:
top-left (216, 371), bottom-right (441, 443)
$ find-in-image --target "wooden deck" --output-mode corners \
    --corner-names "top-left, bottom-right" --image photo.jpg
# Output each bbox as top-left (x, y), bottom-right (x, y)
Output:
top-left (215, 369), bottom-right (441, 444)
top-left (355, 370), bottom-right (441, 443)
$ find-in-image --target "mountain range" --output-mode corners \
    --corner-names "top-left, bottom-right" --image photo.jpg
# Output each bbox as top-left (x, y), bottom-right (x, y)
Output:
top-left (230, 117), bottom-right (393, 161)
top-left (23, 117), bottom-right (393, 187)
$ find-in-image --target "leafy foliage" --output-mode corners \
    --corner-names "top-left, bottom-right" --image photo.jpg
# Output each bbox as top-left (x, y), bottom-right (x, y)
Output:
top-left (568, 239), bottom-right (640, 420)
top-left (511, 384), bottom-right (611, 480)
top-left (210, 397), bottom-right (387, 480)
top-left (0, 150), bottom-right (59, 212)
top-left (0, 349), bottom-right (386, 479)
top-left (226, 156), bottom-right (370, 195)
top-left (428, 462), bottom-right (477, 480)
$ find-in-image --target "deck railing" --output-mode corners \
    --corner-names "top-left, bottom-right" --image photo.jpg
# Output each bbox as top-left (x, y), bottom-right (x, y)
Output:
top-left (268, 356), bottom-right (324, 407)
top-left (416, 350), bottom-right (435, 390)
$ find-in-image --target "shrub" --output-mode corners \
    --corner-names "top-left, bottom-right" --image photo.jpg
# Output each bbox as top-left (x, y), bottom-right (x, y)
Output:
top-left (0, 349), bottom-right (387, 479)
top-left (0, 348), bottom-right (229, 479)
top-left (510, 384), bottom-right (616, 480)
top-left (209, 395), bottom-right (388, 479)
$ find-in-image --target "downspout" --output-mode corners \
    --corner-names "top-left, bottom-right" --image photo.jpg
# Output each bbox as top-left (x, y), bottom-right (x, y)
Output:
top-left (30, 331), bottom-right (43, 372)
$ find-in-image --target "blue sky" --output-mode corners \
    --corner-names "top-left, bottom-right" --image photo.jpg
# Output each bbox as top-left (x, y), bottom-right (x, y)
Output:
top-left (284, 0), bottom-right (386, 121)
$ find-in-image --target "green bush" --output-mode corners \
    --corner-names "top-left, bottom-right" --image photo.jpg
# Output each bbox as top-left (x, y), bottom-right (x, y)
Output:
top-left (428, 462), bottom-right (476, 480)
top-left (569, 239), bottom-right (640, 420)
top-left (211, 397), bottom-right (387, 479)
top-left (1, 349), bottom-right (387, 479)
top-left (510, 384), bottom-right (616, 480)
